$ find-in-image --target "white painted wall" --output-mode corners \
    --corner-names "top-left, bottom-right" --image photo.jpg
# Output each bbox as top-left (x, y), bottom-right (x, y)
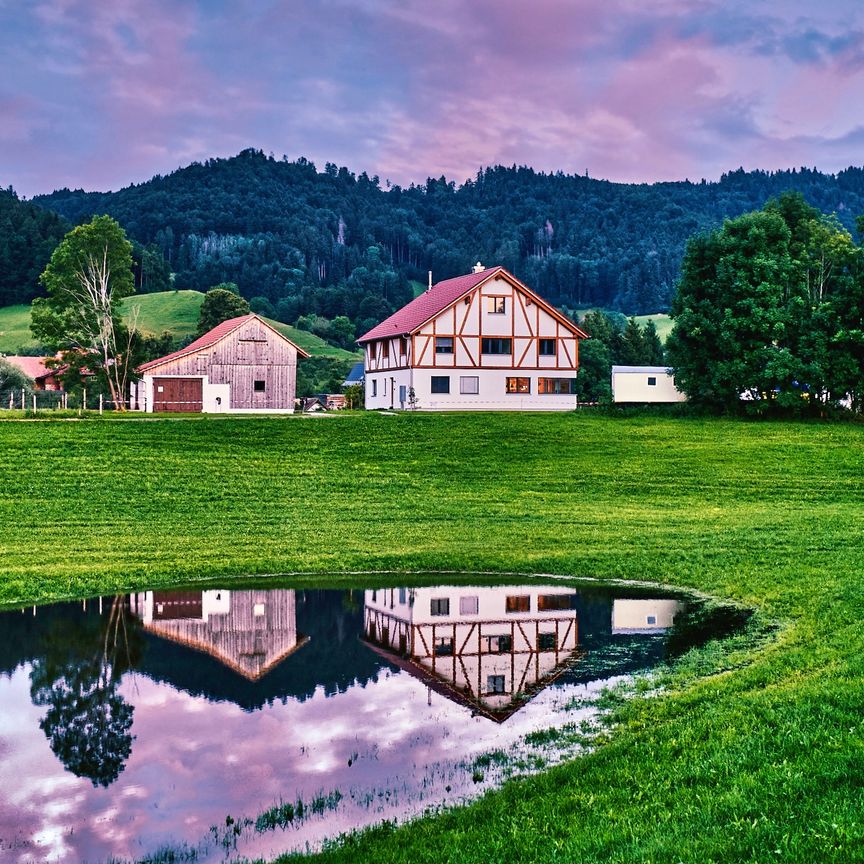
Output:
top-left (611, 367), bottom-right (686, 403)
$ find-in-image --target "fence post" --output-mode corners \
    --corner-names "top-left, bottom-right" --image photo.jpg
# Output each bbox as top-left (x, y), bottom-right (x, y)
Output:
top-left (83, 387), bottom-right (87, 412)
top-left (32, 394), bottom-right (36, 412)
top-left (99, 394), bottom-right (103, 415)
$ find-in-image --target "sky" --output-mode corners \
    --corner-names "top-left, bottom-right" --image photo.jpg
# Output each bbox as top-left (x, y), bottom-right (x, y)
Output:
top-left (2, 0), bottom-right (864, 197)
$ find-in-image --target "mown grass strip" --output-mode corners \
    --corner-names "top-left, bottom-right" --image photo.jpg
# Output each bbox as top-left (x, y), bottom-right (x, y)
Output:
top-left (1, 411), bottom-right (863, 862)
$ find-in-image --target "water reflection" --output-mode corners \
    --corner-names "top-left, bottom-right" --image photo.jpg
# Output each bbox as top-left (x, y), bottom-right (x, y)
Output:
top-left (29, 596), bottom-right (140, 788)
top-left (0, 581), bottom-right (741, 864)
top-left (364, 586), bottom-right (585, 721)
top-left (130, 589), bottom-right (308, 680)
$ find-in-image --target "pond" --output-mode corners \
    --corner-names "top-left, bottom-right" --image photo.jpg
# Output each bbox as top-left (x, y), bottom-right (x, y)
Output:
top-left (0, 579), bottom-right (749, 863)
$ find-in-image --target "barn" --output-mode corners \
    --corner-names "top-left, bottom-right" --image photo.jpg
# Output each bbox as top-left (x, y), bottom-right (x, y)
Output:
top-left (131, 314), bottom-right (309, 413)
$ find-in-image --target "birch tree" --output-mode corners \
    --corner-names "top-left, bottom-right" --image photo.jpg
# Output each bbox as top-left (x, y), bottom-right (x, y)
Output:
top-left (32, 215), bottom-right (138, 409)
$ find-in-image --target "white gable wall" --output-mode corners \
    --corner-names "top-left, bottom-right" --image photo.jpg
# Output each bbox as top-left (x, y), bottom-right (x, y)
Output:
top-left (365, 273), bottom-right (582, 410)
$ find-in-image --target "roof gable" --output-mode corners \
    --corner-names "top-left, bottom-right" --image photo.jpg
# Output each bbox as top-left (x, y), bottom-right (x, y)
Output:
top-left (357, 266), bottom-right (587, 343)
top-left (138, 314), bottom-right (310, 373)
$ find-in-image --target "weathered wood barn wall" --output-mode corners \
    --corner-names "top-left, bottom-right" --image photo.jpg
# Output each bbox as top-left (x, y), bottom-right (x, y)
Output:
top-left (132, 314), bottom-right (309, 413)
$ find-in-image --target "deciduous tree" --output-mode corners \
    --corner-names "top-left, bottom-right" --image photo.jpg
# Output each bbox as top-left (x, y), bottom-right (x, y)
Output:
top-left (31, 215), bottom-right (137, 409)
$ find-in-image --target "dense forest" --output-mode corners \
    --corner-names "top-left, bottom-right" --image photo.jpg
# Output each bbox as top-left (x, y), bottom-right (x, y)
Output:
top-left (4, 152), bottom-right (864, 338)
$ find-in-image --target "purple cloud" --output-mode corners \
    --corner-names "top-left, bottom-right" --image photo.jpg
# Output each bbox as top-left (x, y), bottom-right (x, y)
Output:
top-left (1, 0), bottom-right (864, 197)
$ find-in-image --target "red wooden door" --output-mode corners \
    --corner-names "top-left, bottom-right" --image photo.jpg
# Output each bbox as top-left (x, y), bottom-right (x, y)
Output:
top-left (153, 377), bottom-right (203, 412)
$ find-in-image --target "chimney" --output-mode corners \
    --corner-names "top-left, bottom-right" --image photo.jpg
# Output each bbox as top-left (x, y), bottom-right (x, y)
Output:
top-left (427, 270), bottom-right (433, 291)
top-left (472, 261), bottom-right (485, 273)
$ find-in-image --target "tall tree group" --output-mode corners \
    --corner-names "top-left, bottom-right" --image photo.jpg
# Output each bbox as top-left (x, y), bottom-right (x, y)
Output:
top-left (668, 192), bottom-right (864, 413)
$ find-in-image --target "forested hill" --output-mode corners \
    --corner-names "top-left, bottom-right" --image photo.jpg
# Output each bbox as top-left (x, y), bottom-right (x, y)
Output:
top-left (23, 150), bottom-right (864, 323)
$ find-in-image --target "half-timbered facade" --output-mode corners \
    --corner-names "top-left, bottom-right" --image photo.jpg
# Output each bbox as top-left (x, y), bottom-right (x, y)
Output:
top-left (131, 314), bottom-right (309, 413)
top-left (362, 585), bottom-right (581, 721)
top-left (357, 265), bottom-right (588, 410)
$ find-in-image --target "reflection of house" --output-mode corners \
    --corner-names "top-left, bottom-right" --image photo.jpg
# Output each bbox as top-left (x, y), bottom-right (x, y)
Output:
top-left (611, 599), bottom-right (680, 634)
top-left (129, 589), bottom-right (308, 680)
top-left (611, 366), bottom-right (686, 403)
top-left (131, 314), bottom-right (310, 413)
top-left (358, 264), bottom-right (587, 411)
top-left (363, 585), bottom-right (582, 721)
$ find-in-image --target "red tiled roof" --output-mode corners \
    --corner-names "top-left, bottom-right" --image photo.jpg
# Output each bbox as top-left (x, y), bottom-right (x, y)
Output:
top-left (138, 314), bottom-right (309, 373)
top-left (3, 356), bottom-right (54, 380)
top-left (357, 266), bottom-right (588, 343)
top-left (358, 267), bottom-right (507, 343)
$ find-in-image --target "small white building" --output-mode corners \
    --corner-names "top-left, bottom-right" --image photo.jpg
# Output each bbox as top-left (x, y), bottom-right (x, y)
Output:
top-left (611, 365), bottom-right (686, 403)
top-left (357, 264), bottom-right (587, 410)
top-left (611, 598), bottom-right (680, 634)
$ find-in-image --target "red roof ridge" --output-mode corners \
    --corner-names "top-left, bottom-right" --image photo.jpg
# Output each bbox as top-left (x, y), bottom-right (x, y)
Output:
top-left (357, 265), bottom-right (587, 343)
top-left (138, 313), bottom-right (309, 373)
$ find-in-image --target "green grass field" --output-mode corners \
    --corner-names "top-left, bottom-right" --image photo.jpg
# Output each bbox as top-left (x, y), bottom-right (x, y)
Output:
top-left (0, 291), bottom-right (360, 360)
top-left (0, 304), bottom-right (35, 353)
top-left (0, 412), bottom-right (862, 862)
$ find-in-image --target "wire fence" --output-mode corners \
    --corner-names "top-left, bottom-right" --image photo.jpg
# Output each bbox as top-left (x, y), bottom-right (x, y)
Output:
top-left (0, 388), bottom-right (129, 412)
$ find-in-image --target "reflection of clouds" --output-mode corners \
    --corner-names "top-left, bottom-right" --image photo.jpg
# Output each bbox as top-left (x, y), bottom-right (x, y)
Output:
top-left (2, 658), bottom-right (618, 862)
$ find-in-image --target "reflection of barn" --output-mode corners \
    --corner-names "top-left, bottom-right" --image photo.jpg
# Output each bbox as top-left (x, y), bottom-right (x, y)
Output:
top-left (129, 589), bottom-right (308, 680)
top-left (363, 585), bottom-right (582, 721)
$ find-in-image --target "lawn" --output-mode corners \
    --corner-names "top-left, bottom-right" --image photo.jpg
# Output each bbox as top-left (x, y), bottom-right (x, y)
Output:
top-left (0, 412), bottom-right (862, 862)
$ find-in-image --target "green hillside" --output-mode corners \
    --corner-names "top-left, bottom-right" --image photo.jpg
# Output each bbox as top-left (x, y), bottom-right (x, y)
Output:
top-left (120, 290), bottom-right (204, 340)
top-left (0, 305), bottom-right (36, 353)
top-left (633, 313), bottom-right (673, 343)
top-left (1, 291), bottom-right (360, 360)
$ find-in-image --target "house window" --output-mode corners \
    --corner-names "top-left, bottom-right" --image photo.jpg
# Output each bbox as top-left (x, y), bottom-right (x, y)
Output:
top-left (539, 338), bottom-right (556, 356)
top-left (399, 337), bottom-right (408, 355)
top-left (371, 379), bottom-right (378, 397)
top-left (489, 634), bottom-right (511, 653)
top-left (398, 588), bottom-right (407, 605)
top-left (460, 376), bottom-right (479, 395)
top-left (506, 595), bottom-right (530, 613)
top-left (435, 337), bottom-right (454, 354)
top-left (434, 637), bottom-right (454, 657)
top-left (253, 380), bottom-right (266, 392)
top-left (487, 297), bottom-right (506, 314)
top-left (487, 675), bottom-right (506, 694)
top-left (538, 594), bottom-right (577, 611)
top-left (481, 337), bottom-right (512, 355)
top-left (431, 376), bottom-right (450, 394)
top-left (538, 632), bottom-right (557, 652)
top-left (538, 378), bottom-right (576, 395)
top-left (430, 597), bottom-right (450, 616)
top-left (647, 615), bottom-right (657, 625)
top-left (647, 377), bottom-right (657, 386)
top-left (381, 341), bottom-right (389, 359)
top-left (460, 595), bottom-right (479, 615)
top-left (506, 377), bottom-right (531, 394)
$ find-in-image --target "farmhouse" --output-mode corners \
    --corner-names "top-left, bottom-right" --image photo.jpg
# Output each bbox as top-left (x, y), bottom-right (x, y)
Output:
top-left (4, 355), bottom-right (65, 391)
top-left (611, 365), bottom-right (686, 404)
top-left (131, 314), bottom-right (309, 413)
top-left (357, 264), bottom-right (587, 410)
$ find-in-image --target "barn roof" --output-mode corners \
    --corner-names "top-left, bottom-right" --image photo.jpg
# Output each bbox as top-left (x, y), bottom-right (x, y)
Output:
top-left (357, 266), bottom-right (587, 343)
top-left (3, 356), bottom-right (52, 380)
top-left (138, 313), bottom-right (310, 373)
